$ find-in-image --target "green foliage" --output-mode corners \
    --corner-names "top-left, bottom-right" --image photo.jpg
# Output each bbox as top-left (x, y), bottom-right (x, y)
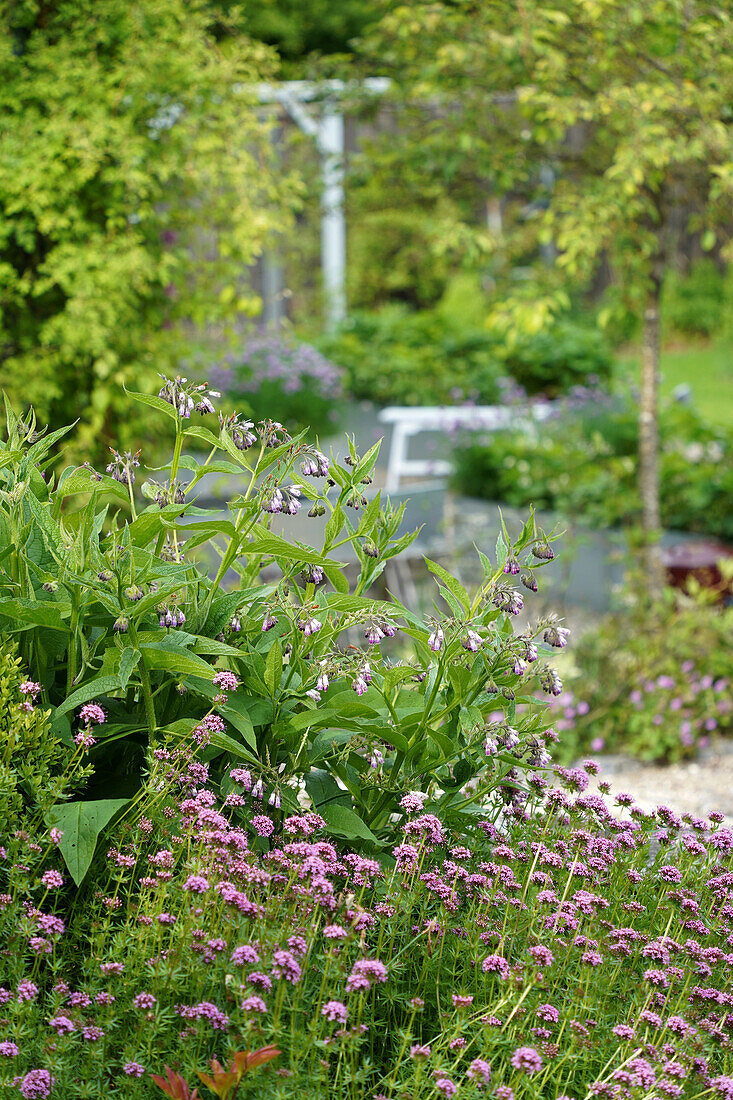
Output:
top-left (362, 0), bottom-right (733, 316)
top-left (0, 635), bottom-right (80, 834)
top-left (209, 0), bottom-right (376, 63)
top-left (317, 306), bottom-right (503, 406)
top-left (496, 319), bottom-right (612, 397)
top-left (452, 391), bottom-right (733, 540)
top-left (0, 379), bottom-right (562, 869)
top-left (553, 581), bottom-right (733, 763)
top-left (0, 0), bottom-right (295, 459)
top-left (661, 260), bottom-right (731, 339)
top-left (318, 306), bottom-right (610, 407)
top-left (348, 207), bottom-right (456, 310)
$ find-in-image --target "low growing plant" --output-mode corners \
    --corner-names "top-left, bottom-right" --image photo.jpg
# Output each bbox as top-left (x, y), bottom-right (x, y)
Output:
top-left (549, 579), bottom-right (733, 763)
top-left (1, 735), bottom-right (732, 1097)
top-left (452, 390), bottom-right (733, 540)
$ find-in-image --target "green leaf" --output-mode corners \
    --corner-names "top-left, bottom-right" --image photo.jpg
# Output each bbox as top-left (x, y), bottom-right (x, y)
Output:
top-left (45, 799), bottom-right (129, 886)
top-left (496, 533), bottom-right (508, 571)
top-left (263, 637), bottom-right (283, 696)
top-left (425, 558), bottom-right (470, 613)
top-left (321, 802), bottom-right (378, 844)
top-left (438, 584), bottom-right (465, 619)
top-left (0, 598), bottom-right (69, 632)
top-left (55, 468), bottom-right (130, 507)
top-left (118, 647), bottom-right (141, 690)
top-left (305, 769), bottom-right (350, 810)
top-left (321, 561), bottom-right (349, 593)
top-left (25, 491), bottom-right (64, 555)
top-left (55, 675), bottom-right (122, 717)
top-left (124, 387), bottom-right (180, 423)
top-left (247, 532), bottom-right (340, 568)
top-left (140, 644), bottom-right (214, 680)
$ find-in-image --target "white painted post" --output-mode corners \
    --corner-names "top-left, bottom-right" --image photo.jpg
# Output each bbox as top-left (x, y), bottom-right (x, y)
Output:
top-left (319, 110), bottom-right (346, 329)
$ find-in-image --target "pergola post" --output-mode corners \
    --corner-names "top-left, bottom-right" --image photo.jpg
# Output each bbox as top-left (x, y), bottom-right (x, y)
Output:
top-left (318, 110), bottom-right (346, 329)
top-left (255, 80), bottom-right (389, 331)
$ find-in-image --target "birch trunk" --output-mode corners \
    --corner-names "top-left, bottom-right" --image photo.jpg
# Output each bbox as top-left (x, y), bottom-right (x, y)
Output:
top-left (639, 281), bottom-right (666, 597)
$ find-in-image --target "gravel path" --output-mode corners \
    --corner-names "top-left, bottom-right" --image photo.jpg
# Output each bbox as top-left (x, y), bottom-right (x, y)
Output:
top-left (585, 741), bottom-right (733, 819)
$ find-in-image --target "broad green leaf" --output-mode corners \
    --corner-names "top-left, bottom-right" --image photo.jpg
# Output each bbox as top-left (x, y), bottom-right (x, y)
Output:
top-left (247, 532), bottom-right (340, 568)
top-left (305, 769), bottom-right (350, 810)
top-left (55, 468), bottom-right (130, 507)
top-left (0, 598), bottom-right (69, 632)
top-left (46, 799), bottom-right (129, 886)
top-left (140, 645), bottom-right (214, 680)
top-left (321, 561), bottom-right (349, 593)
top-left (118, 647), bottom-right (141, 690)
top-left (124, 387), bottom-right (180, 423)
top-left (264, 638), bottom-right (283, 695)
top-left (321, 802), bottom-right (378, 844)
top-left (55, 675), bottom-right (122, 717)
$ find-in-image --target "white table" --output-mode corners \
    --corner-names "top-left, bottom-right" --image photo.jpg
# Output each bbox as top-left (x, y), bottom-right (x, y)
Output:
top-left (378, 404), bottom-right (555, 493)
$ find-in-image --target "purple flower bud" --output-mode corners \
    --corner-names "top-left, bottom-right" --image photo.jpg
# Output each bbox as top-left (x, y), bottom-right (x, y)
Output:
top-left (362, 662), bottom-right (372, 684)
top-left (177, 610), bottom-right (186, 626)
top-left (317, 671), bottom-right (330, 692)
top-left (428, 628), bottom-right (444, 652)
top-left (365, 625), bottom-right (385, 645)
top-left (520, 572), bottom-right (538, 592)
top-left (251, 779), bottom-right (264, 800)
top-left (113, 616), bottom-right (129, 634)
top-left (461, 630), bottom-right (483, 652)
top-left (262, 613), bottom-right (279, 632)
top-left (532, 542), bottom-right (555, 561)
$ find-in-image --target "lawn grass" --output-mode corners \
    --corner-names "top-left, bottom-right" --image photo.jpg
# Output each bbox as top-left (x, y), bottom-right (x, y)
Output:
top-left (618, 334), bottom-right (733, 427)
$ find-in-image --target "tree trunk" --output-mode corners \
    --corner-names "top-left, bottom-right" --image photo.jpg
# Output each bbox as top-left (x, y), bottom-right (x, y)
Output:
top-left (639, 280), bottom-right (666, 598)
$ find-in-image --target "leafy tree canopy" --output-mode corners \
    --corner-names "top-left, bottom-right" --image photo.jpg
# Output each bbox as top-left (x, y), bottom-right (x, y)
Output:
top-left (360, 0), bottom-right (733, 325)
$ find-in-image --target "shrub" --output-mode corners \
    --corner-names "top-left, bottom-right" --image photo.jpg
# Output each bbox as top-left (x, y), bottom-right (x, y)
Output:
top-left (550, 582), bottom-right (733, 763)
top-left (209, 334), bottom-right (344, 437)
top-left (0, 0), bottom-right (294, 461)
top-left (452, 390), bottom-right (733, 540)
top-left (317, 306), bottom-right (504, 407)
top-left (1, 747), bottom-right (732, 1096)
top-left (662, 260), bottom-right (730, 339)
top-left (497, 319), bottom-right (613, 397)
top-left (319, 308), bottom-right (613, 409)
top-left (0, 636), bottom-right (83, 834)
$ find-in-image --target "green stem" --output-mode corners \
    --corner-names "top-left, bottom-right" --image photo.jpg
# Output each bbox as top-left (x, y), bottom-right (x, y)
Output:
top-left (127, 621), bottom-right (156, 738)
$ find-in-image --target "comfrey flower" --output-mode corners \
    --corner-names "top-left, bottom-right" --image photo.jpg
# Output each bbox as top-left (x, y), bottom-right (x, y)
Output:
top-left (540, 666), bottom-right (563, 696)
top-left (158, 375), bottom-right (219, 418)
top-left (298, 615), bottom-right (322, 637)
top-left (106, 448), bottom-right (141, 487)
top-left (462, 630), bottom-right (484, 652)
top-left (428, 626), bottom-right (444, 652)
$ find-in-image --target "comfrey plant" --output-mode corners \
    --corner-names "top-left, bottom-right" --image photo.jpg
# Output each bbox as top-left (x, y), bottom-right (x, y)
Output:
top-left (0, 379), bottom-right (563, 877)
top-left (1, 746), bottom-right (732, 1097)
